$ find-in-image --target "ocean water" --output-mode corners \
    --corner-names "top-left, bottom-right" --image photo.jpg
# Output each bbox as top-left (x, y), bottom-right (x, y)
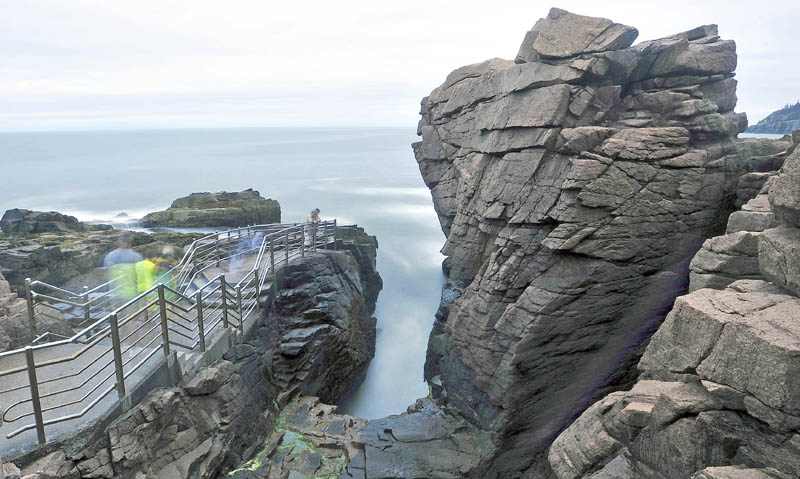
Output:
top-left (0, 127), bottom-right (444, 419)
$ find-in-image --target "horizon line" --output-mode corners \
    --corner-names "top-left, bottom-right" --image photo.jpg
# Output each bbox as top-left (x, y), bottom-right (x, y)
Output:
top-left (0, 124), bottom-right (418, 135)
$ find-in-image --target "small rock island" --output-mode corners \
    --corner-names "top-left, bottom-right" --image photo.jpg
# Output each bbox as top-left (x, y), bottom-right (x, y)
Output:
top-left (142, 189), bottom-right (280, 227)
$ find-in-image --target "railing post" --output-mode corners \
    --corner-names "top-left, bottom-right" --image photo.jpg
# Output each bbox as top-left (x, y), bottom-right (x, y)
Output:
top-left (157, 285), bottom-right (170, 356)
top-left (236, 286), bottom-right (244, 337)
top-left (25, 346), bottom-right (46, 445)
top-left (270, 239), bottom-right (276, 283)
top-left (195, 292), bottom-right (206, 352)
top-left (333, 219), bottom-right (337, 250)
top-left (82, 287), bottom-right (91, 325)
top-left (220, 275), bottom-right (229, 329)
top-left (285, 231), bottom-right (289, 265)
top-left (215, 239), bottom-right (220, 267)
top-left (24, 278), bottom-right (37, 338)
top-left (109, 313), bottom-right (126, 400)
top-left (253, 269), bottom-right (260, 295)
top-left (301, 224), bottom-right (306, 258)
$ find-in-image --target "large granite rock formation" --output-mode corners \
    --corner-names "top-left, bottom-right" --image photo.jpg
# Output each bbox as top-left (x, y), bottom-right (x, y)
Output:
top-left (142, 189), bottom-right (280, 227)
top-left (414, 8), bottom-right (765, 476)
top-left (547, 135), bottom-right (800, 478)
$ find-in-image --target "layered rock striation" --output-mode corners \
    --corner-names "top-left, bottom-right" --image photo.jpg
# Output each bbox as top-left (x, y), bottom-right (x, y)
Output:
top-left (414, 8), bottom-right (768, 476)
top-left (547, 135), bottom-right (800, 478)
top-left (142, 189), bottom-right (280, 227)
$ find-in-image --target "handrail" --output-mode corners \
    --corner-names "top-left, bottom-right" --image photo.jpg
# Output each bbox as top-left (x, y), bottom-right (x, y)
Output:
top-left (2, 219), bottom-right (338, 445)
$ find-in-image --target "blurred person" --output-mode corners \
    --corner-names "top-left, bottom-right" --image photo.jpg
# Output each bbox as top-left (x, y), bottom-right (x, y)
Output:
top-left (103, 232), bottom-right (143, 302)
top-left (153, 246), bottom-right (179, 298)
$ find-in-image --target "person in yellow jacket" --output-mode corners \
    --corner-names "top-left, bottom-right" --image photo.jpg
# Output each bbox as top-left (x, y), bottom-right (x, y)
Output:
top-left (135, 258), bottom-right (157, 294)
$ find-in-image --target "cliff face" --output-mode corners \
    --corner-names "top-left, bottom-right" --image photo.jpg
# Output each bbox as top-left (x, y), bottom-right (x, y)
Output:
top-left (414, 8), bottom-right (765, 476)
top-left (548, 135), bottom-right (800, 479)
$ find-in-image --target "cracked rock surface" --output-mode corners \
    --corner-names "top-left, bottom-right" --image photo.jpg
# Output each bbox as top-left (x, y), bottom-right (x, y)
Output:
top-left (414, 7), bottom-right (790, 476)
top-left (547, 135), bottom-right (800, 477)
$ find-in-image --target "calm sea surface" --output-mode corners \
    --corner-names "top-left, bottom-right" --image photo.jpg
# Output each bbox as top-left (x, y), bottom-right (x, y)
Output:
top-left (0, 127), bottom-right (444, 419)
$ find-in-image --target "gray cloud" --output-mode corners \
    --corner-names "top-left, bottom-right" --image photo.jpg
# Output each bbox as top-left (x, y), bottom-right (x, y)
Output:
top-left (1, 0), bottom-right (797, 130)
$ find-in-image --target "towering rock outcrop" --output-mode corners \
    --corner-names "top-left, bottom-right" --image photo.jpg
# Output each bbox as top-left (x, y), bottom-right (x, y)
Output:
top-left (414, 8), bottom-right (762, 476)
top-left (547, 135), bottom-right (800, 478)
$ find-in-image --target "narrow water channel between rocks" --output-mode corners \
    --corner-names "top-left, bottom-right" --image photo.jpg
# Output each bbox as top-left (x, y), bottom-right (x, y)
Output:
top-left (1, 126), bottom-right (444, 418)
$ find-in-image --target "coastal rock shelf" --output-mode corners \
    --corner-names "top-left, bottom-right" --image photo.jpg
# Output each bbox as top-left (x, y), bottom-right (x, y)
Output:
top-left (414, 7), bottom-right (793, 476)
top-left (142, 189), bottom-right (281, 228)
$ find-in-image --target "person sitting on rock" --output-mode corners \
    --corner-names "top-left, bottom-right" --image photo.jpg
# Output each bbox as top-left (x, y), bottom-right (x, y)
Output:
top-left (305, 208), bottom-right (321, 247)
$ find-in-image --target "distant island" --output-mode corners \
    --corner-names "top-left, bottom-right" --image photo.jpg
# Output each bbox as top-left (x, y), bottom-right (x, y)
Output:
top-left (746, 100), bottom-right (800, 134)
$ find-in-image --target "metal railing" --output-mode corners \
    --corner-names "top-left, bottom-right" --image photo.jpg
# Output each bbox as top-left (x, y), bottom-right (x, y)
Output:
top-left (0, 220), bottom-right (337, 446)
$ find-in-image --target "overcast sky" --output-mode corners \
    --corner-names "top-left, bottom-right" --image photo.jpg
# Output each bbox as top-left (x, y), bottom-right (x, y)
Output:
top-left (1, 0), bottom-right (797, 131)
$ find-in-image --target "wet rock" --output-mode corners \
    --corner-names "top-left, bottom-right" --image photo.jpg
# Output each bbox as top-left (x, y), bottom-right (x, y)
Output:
top-left (142, 189), bottom-right (280, 227)
top-left (269, 249), bottom-right (380, 404)
top-left (227, 396), bottom-right (365, 479)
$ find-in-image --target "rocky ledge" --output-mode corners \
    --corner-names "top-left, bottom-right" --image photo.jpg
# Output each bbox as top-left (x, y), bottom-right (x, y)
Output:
top-left (142, 189), bottom-right (281, 228)
top-left (0, 216), bottom-right (200, 294)
top-left (8, 227), bottom-right (383, 479)
top-left (548, 134), bottom-right (800, 478)
top-left (414, 7), bottom-right (793, 477)
top-left (0, 209), bottom-right (111, 235)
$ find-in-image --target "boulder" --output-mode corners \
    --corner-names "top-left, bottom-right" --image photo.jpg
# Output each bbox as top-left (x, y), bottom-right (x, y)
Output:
top-left (758, 226), bottom-right (800, 296)
top-left (142, 189), bottom-right (281, 227)
top-left (0, 209), bottom-right (84, 234)
top-left (515, 8), bottom-right (638, 62)
top-left (769, 148), bottom-right (800, 227)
